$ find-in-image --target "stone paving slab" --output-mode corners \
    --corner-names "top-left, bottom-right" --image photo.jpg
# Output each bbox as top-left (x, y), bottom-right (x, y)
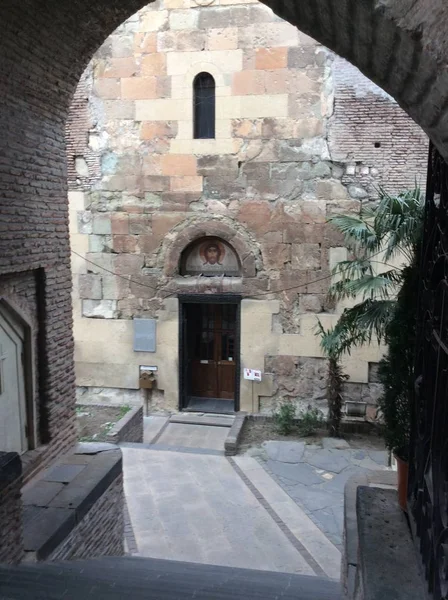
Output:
top-left (143, 416), bottom-right (169, 444)
top-left (155, 423), bottom-right (229, 451)
top-left (123, 447), bottom-right (316, 576)
top-left (252, 440), bottom-right (389, 550)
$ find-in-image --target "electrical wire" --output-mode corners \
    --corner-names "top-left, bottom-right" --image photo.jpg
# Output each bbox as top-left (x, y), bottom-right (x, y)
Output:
top-left (71, 246), bottom-right (389, 301)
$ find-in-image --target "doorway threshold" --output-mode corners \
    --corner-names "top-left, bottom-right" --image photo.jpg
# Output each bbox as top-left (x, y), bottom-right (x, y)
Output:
top-left (184, 397), bottom-right (235, 415)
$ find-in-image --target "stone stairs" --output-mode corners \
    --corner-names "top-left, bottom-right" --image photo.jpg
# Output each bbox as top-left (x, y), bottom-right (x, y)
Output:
top-left (0, 556), bottom-right (341, 599)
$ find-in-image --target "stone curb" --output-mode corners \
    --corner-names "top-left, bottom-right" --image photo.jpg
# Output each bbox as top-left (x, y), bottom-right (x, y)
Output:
top-left (106, 406), bottom-right (143, 444)
top-left (224, 411), bottom-right (247, 456)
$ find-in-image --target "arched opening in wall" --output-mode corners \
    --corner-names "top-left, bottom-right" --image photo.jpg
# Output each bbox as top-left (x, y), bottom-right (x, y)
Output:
top-left (0, 300), bottom-right (34, 454)
top-left (193, 72), bottom-right (216, 140)
top-left (180, 237), bottom-right (241, 277)
top-left (65, 0), bottom-right (428, 423)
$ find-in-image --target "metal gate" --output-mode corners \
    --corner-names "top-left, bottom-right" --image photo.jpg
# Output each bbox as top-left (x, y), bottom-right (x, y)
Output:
top-left (409, 142), bottom-right (448, 599)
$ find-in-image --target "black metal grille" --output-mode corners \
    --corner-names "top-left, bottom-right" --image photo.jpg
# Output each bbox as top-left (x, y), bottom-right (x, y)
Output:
top-left (409, 142), bottom-right (448, 599)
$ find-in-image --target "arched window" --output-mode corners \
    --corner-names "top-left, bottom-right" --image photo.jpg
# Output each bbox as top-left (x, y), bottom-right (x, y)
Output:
top-left (193, 72), bottom-right (215, 139)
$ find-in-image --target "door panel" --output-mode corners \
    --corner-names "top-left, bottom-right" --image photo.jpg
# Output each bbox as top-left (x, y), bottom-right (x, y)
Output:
top-left (186, 303), bottom-right (237, 401)
top-left (0, 313), bottom-right (27, 453)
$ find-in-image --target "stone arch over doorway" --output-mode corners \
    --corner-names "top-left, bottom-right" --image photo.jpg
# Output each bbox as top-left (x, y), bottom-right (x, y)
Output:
top-left (162, 219), bottom-right (259, 278)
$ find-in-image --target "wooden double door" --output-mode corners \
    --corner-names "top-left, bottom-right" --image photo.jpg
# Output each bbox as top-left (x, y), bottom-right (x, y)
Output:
top-left (184, 302), bottom-right (238, 404)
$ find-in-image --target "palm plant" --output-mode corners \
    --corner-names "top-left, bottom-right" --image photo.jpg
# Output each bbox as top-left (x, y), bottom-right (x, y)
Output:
top-left (315, 320), bottom-right (361, 437)
top-left (327, 187), bottom-right (424, 343)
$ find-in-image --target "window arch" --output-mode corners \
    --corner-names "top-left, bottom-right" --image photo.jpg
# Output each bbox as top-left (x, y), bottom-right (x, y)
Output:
top-left (193, 72), bottom-right (215, 140)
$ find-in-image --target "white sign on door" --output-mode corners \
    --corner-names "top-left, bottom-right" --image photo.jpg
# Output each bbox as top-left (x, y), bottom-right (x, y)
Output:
top-left (244, 368), bottom-right (262, 382)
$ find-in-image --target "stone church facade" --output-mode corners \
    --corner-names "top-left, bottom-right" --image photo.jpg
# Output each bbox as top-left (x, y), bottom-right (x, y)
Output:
top-left (67, 0), bottom-right (427, 417)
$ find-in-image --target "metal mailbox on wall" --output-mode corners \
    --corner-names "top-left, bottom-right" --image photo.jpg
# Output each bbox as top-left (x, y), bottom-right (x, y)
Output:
top-left (133, 318), bottom-right (156, 352)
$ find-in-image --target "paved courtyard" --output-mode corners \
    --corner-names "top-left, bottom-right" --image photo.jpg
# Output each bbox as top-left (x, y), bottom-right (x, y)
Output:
top-left (123, 416), bottom-right (390, 581)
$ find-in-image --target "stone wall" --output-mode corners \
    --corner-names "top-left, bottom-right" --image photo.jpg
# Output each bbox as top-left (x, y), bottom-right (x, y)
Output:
top-left (0, 453), bottom-right (23, 564)
top-left (67, 0), bottom-right (427, 415)
top-left (48, 474), bottom-right (124, 561)
top-left (106, 406), bottom-right (143, 443)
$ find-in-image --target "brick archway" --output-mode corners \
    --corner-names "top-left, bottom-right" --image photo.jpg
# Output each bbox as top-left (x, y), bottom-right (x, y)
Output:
top-left (0, 0), bottom-right (446, 465)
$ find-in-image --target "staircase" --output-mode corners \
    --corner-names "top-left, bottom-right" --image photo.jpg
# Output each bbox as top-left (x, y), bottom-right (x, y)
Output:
top-left (0, 556), bottom-right (341, 599)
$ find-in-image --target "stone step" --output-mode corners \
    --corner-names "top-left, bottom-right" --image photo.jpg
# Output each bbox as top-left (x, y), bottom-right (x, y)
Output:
top-left (170, 413), bottom-right (235, 428)
top-left (0, 556), bottom-right (342, 599)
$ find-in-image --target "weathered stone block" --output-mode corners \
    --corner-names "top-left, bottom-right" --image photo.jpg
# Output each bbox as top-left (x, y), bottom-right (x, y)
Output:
top-left (129, 214), bottom-right (151, 235)
top-left (291, 243), bottom-right (321, 270)
top-left (102, 276), bottom-right (130, 300)
top-left (93, 78), bottom-right (120, 100)
top-left (306, 269), bottom-right (331, 293)
top-left (78, 274), bottom-right (102, 300)
top-left (98, 57), bottom-right (138, 79)
top-left (170, 176), bottom-right (203, 193)
top-left (129, 275), bottom-right (159, 299)
top-left (77, 212), bottom-right (93, 235)
top-left (112, 235), bottom-right (138, 253)
top-left (232, 70), bottom-right (264, 95)
top-left (206, 27), bottom-right (238, 51)
top-left (121, 76), bottom-right (157, 100)
top-left (141, 53), bottom-right (166, 76)
top-left (161, 154), bottom-right (197, 176)
top-left (88, 234), bottom-right (113, 253)
top-left (255, 47), bottom-right (287, 70)
top-left (283, 223), bottom-right (325, 244)
top-left (238, 201), bottom-right (272, 235)
top-left (262, 243), bottom-right (291, 269)
top-left (133, 32), bottom-right (157, 54)
top-left (157, 30), bottom-right (206, 52)
top-left (110, 213), bottom-right (129, 235)
top-left (82, 300), bottom-right (117, 319)
top-left (288, 46), bottom-right (320, 69)
top-left (114, 254), bottom-right (144, 275)
top-left (92, 214), bottom-right (112, 235)
top-left (238, 23), bottom-right (299, 49)
top-left (298, 293), bottom-right (323, 312)
top-left (316, 180), bottom-right (349, 201)
top-left (140, 121), bottom-right (177, 140)
top-left (278, 137), bottom-right (330, 162)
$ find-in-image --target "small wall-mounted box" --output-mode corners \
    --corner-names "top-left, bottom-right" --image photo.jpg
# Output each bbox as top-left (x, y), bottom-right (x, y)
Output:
top-left (139, 365), bottom-right (158, 389)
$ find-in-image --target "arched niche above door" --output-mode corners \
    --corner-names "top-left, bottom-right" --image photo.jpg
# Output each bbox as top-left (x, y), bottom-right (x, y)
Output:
top-left (180, 237), bottom-right (241, 277)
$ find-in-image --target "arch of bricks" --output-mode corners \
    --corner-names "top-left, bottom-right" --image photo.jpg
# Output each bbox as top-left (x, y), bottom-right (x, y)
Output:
top-left (0, 0), bottom-right (446, 464)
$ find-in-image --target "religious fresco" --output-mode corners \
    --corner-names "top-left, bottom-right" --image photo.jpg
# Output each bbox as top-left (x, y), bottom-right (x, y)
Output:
top-left (182, 238), bottom-right (240, 276)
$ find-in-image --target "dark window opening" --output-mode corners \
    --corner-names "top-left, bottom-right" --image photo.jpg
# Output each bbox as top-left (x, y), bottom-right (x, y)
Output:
top-left (374, 142), bottom-right (381, 148)
top-left (193, 72), bottom-right (215, 139)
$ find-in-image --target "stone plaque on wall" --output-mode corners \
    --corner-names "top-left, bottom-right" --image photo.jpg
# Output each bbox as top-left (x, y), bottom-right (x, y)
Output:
top-left (133, 319), bottom-right (156, 352)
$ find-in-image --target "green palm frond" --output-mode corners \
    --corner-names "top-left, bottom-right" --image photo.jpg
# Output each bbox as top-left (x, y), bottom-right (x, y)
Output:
top-left (315, 317), bottom-right (370, 360)
top-left (336, 299), bottom-right (396, 343)
top-left (327, 214), bottom-right (378, 253)
top-left (329, 268), bottom-right (401, 302)
top-left (325, 186), bottom-right (423, 353)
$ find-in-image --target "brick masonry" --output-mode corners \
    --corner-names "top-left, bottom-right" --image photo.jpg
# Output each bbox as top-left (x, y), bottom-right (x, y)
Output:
top-left (48, 474), bottom-right (124, 561)
top-left (106, 407), bottom-right (144, 444)
top-left (0, 453), bottom-right (23, 564)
